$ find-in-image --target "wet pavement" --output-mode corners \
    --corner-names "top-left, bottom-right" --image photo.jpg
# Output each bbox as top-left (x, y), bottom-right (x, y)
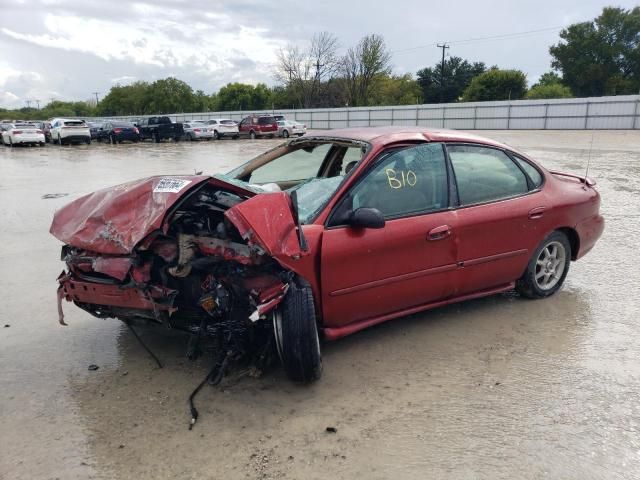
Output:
top-left (0, 131), bottom-right (638, 479)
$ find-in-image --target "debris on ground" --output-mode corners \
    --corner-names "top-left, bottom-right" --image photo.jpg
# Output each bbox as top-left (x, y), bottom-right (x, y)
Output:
top-left (325, 427), bottom-right (337, 433)
top-left (88, 364), bottom-right (100, 371)
top-left (41, 193), bottom-right (69, 199)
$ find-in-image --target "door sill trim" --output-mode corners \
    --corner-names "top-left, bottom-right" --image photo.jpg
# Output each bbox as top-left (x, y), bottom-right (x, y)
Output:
top-left (322, 282), bottom-right (515, 341)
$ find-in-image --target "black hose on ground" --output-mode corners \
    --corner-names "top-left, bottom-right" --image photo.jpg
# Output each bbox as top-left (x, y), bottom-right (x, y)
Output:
top-left (188, 350), bottom-right (231, 430)
top-left (125, 321), bottom-right (163, 369)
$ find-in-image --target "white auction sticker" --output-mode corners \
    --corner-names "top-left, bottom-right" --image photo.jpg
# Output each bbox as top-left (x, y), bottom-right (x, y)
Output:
top-left (153, 178), bottom-right (192, 193)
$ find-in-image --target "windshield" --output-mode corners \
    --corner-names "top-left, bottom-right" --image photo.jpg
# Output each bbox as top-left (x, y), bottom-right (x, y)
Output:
top-left (220, 120), bottom-right (235, 125)
top-left (224, 139), bottom-right (368, 223)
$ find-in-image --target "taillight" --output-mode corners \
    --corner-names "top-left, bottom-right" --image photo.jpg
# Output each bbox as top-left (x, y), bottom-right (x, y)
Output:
top-left (194, 128), bottom-right (201, 132)
top-left (113, 128), bottom-right (122, 133)
top-left (13, 130), bottom-right (22, 134)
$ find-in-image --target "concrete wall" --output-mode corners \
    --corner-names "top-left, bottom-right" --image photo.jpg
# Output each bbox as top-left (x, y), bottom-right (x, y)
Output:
top-left (99, 94), bottom-right (640, 130)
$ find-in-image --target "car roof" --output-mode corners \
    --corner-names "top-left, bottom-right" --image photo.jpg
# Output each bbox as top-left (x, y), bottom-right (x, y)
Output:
top-left (305, 126), bottom-right (515, 151)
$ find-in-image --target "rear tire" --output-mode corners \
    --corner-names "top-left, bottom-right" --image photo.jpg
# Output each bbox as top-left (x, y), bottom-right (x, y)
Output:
top-left (153, 132), bottom-right (160, 143)
top-left (273, 280), bottom-right (322, 383)
top-left (283, 130), bottom-right (289, 138)
top-left (213, 130), bottom-right (219, 140)
top-left (516, 231), bottom-right (571, 299)
top-left (249, 130), bottom-right (256, 140)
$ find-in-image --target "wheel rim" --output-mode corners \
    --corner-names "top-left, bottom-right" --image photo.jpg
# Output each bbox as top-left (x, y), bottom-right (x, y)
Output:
top-left (534, 241), bottom-right (566, 290)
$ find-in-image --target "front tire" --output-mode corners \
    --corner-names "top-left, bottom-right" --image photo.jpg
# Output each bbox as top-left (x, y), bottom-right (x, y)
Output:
top-left (517, 231), bottom-right (571, 299)
top-left (249, 130), bottom-right (256, 140)
top-left (213, 130), bottom-right (219, 140)
top-left (283, 130), bottom-right (289, 138)
top-left (273, 281), bottom-right (322, 383)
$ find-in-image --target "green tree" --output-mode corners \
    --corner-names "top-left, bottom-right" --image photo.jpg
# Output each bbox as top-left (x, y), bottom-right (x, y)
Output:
top-left (97, 81), bottom-right (150, 116)
top-left (417, 56), bottom-right (486, 103)
top-left (532, 71), bottom-right (563, 89)
top-left (144, 77), bottom-right (197, 114)
top-left (215, 83), bottom-right (272, 111)
top-left (369, 74), bottom-right (423, 105)
top-left (462, 69), bottom-right (528, 102)
top-left (550, 7), bottom-right (640, 96)
top-left (526, 83), bottom-right (573, 99)
top-left (341, 34), bottom-right (392, 106)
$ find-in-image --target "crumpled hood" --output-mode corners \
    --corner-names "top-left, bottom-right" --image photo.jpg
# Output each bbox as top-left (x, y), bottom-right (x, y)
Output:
top-left (50, 175), bottom-right (225, 254)
top-left (50, 175), bottom-right (304, 260)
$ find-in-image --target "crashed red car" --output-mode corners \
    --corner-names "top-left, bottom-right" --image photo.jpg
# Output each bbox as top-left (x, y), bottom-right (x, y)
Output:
top-left (51, 127), bottom-right (604, 383)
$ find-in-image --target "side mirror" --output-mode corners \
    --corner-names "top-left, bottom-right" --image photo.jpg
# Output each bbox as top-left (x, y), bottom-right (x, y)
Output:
top-left (349, 208), bottom-right (385, 229)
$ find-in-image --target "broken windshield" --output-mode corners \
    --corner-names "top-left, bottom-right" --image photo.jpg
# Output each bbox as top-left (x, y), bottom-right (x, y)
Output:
top-left (223, 138), bottom-right (369, 223)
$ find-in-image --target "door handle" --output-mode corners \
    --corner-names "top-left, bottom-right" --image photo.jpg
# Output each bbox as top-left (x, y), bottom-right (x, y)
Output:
top-left (528, 206), bottom-right (546, 219)
top-left (428, 225), bottom-right (451, 241)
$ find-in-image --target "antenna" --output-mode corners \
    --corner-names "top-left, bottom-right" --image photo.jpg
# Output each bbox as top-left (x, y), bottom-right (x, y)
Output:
top-left (585, 131), bottom-right (594, 181)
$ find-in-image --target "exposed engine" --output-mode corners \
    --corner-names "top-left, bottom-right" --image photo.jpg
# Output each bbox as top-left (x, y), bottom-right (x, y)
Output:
top-left (58, 183), bottom-right (291, 355)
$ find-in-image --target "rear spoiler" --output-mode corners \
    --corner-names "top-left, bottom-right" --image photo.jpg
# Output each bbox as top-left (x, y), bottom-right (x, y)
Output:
top-left (550, 170), bottom-right (596, 187)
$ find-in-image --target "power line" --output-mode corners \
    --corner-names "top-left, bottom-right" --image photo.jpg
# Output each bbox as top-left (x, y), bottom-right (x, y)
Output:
top-left (391, 25), bottom-right (564, 55)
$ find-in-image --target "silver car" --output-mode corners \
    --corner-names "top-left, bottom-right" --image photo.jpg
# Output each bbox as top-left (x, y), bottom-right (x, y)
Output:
top-left (277, 120), bottom-right (307, 138)
top-left (183, 121), bottom-right (214, 141)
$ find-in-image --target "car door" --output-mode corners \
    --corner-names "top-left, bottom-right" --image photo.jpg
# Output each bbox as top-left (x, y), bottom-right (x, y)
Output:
top-left (320, 143), bottom-right (458, 328)
top-left (446, 144), bottom-right (545, 295)
top-left (238, 118), bottom-right (249, 136)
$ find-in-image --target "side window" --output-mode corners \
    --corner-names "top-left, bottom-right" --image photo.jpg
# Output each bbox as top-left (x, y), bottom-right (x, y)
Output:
top-left (448, 145), bottom-right (528, 205)
top-left (248, 143), bottom-right (333, 184)
top-left (512, 154), bottom-right (543, 188)
top-left (348, 143), bottom-right (448, 219)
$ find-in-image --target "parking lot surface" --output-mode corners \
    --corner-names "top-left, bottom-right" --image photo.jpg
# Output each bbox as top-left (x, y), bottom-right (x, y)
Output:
top-left (1, 131), bottom-right (639, 480)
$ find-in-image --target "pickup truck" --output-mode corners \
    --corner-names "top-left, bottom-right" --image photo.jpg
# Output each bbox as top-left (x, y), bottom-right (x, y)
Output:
top-left (137, 116), bottom-right (184, 142)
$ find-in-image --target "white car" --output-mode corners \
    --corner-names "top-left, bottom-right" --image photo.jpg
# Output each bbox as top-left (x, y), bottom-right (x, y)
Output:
top-left (1, 123), bottom-right (45, 147)
top-left (50, 118), bottom-right (91, 145)
top-left (277, 120), bottom-right (306, 138)
top-left (183, 122), bottom-right (214, 141)
top-left (205, 118), bottom-right (239, 139)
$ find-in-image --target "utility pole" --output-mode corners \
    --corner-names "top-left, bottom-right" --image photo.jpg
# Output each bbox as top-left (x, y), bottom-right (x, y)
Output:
top-left (314, 59), bottom-right (324, 81)
top-left (35, 99), bottom-right (40, 109)
top-left (92, 92), bottom-right (100, 104)
top-left (285, 66), bottom-right (294, 82)
top-left (25, 100), bottom-right (32, 109)
top-left (437, 43), bottom-right (449, 103)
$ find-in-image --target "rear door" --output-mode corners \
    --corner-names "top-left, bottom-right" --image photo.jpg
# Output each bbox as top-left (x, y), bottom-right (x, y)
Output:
top-left (321, 143), bottom-right (458, 328)
top-left (446, 144), bottom-right (546, 295)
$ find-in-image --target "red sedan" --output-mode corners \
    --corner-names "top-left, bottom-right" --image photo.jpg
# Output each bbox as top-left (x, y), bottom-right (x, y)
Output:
top-left (51, 127), bottom-right (604, 383)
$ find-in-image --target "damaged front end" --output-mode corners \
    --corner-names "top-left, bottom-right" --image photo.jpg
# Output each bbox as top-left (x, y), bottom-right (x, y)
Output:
top-left (53, 176), bottom-right (304, 350)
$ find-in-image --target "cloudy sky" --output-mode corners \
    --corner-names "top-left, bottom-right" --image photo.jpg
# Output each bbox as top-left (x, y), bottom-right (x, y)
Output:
top-left (0, 0), bottom-right (636, 108)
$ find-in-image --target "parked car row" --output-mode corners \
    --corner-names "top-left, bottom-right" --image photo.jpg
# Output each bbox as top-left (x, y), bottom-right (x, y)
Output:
top-left (1, 114), bottom-right (306, 147)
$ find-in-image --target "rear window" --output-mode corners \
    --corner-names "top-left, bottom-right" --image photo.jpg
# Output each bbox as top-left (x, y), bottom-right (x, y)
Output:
top-left (512, 155), bottom-right (543, 188)
top-left (112, 122), bottom-right (133, 127)
top-left (257, 116), bottom-right (275, 125)
top-left (220, 120), bottom-right (235, 125)
top-left (64, 121), bottom-right (86, 126)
